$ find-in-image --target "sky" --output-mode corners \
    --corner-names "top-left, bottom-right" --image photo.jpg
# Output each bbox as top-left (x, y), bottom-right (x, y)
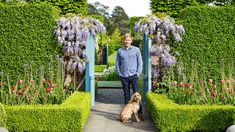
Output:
top-left (88, 0), bottom-right (152, 17)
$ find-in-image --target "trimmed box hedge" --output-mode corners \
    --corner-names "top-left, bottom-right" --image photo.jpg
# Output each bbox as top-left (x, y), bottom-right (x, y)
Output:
top-left (146, 92), bottom-right (235, 132)
top-left (0, 4), bottom-right (62, 81)
top-left (0, 104), bottom-right (6, 128)
top-left (4, 92), bottom-right (91, 132)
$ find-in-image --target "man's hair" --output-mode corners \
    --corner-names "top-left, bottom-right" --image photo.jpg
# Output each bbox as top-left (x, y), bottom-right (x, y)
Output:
top-left (124, 33), bottom-right (132, 39)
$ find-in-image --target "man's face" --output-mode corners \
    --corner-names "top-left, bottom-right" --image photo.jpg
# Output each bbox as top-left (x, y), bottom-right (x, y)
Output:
top-left (124, 37), bottom-right (132, 48)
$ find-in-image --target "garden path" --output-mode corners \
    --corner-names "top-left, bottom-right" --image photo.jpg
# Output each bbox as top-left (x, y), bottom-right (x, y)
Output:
top-left (83, 89), bottom-right (159, 132)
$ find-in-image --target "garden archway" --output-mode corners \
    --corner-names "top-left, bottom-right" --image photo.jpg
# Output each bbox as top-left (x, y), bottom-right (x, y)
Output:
top-left (85, 34), bottom-right (152, 107)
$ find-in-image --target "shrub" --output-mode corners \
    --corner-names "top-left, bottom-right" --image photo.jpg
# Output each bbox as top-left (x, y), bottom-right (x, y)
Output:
top-left (0, 4), bottom-right (62, 82)
top-left (150, 0), bottom-right (199, 18)
top-left (0, 104), bottom-right (6, 127)
top-left (5, 92), bottom-right (91, 131)
top-left (95, 65), bottom-right (107, 72)
top-left (172, 5), bottom-right (235, 81)
top-left (147, 92), bottom-right (235, 132)
top-left (26, 0), bottom-right (88, 15)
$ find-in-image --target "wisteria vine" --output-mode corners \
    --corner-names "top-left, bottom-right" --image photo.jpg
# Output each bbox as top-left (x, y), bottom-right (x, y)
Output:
top-left (53, 14), bottom-right (106, 86)
top-left (135, 15), bottom-right (185, 83)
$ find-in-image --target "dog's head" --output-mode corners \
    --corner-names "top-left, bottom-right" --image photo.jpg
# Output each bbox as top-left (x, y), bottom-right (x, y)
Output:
top-left (130, 92), bottom-right (141, 103)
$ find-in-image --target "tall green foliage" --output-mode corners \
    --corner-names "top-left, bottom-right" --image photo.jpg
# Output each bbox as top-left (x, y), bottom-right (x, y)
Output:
top-left (27, 0), bottom-right (88, 15)
top-left (0, 4), bottom-right (62, 81)
top-left (150, 0), bottom-right (199, 18)
top-left (172, 6), bottom-right (235, 80)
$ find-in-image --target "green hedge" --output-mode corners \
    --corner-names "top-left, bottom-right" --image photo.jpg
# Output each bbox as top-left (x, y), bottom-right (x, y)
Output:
top-left (5, 91), bottom-right (91, 131)
top-left (150, 0), bottom-right (199, 18)
top-left (0, 4), bottom-right (62, 81)
top-left (25, 0), bottom-right (88, 15)
top-left (0, 104), bottom-right (6, 127)
top-left (172, 6), bottom-right (235, 80)
top-left (146, 92), bottom-right (235, 132)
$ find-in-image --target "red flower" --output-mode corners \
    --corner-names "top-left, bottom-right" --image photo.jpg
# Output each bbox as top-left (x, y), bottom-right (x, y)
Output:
top-left (17, 90), bottom-right (23, 95)
top-left (179, 82), bottom-right (183, 87)
top-left (48, 79), bottom-right (52, 84)
top-left (184, 83), bottom-right (189, 87)
top-left (46, 87), bottom-right (51, 93)
top-left (210, 91), bottom-right (216, 97)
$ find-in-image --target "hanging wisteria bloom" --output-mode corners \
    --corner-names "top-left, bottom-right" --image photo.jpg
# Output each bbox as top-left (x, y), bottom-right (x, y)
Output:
top-left (135, 15), bottom-right (185, 82)
top-left (53, 14), bottom-right (106, 74)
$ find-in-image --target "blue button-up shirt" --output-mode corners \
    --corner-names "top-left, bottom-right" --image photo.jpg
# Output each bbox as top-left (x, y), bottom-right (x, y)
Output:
top-left (116, 46), bottom-right (143, 77)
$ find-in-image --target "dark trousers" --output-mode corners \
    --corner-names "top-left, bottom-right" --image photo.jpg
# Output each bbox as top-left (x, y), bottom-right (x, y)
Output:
top-left (120, 74), bottom-right (143, 114)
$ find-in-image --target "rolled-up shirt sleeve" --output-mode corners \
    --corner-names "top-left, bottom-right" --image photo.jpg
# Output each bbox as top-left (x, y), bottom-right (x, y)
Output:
top-left (137, 49), bottom-right (143, 76)
top-left (116, 50), bottom-right (121, 77)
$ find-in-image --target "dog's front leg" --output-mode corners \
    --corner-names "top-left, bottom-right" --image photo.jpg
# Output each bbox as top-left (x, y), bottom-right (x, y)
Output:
top-left (133, 111), bottom-right (141, 122)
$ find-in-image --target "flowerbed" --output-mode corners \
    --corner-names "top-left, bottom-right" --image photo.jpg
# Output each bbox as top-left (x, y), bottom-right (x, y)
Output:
top-left (167, 78), bottom-right (235, 105)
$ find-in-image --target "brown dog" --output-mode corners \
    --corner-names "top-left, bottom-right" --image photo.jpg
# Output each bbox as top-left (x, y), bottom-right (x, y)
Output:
top-left (119, 92), bottom-right (142, 122)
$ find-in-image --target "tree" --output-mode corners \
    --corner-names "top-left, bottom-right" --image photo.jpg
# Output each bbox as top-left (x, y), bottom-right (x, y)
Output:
top-left (110, 28), bottom-right (122, 49)
top-left (111, 6), bottom-right (130, 35)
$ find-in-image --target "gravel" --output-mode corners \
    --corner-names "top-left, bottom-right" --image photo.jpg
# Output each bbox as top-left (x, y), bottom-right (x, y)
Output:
top-left (96, 88), bottom-right (134, 104)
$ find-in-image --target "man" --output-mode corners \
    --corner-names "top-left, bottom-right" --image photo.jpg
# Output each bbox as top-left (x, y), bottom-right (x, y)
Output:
top-left (116, 33), bottom-right (144, 120)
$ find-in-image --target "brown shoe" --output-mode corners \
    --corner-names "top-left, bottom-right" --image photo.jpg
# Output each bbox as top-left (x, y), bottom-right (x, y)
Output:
top-left (138, 113), bottom-right (144, 121)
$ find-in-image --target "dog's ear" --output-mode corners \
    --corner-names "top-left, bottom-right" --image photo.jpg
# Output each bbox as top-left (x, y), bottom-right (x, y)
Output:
top-left (130, 93), bottom-right (135, 102)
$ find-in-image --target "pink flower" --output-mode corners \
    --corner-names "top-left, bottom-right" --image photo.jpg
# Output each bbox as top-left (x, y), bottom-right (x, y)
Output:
top-left (18, 80), bottom-right (23, 85)
top-left (172, 81), bottom-right (177, 86)
top-left (220, 80), bottom-right (225, 84)
top-left (31, 80), bottom-right (35, 84)
top-left (50, 83), bottom-right (55, 88)
top-left (208, 79), bottom-right (213, 84)
top-left (213, 85), bottom-right (217, 90)
top-left (42, 79), bottom-right (46, 84)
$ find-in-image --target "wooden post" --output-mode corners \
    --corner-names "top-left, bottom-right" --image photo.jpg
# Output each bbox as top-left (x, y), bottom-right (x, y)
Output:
top-left (85, 35), bottom-right (95, 107)
top-left (106, 44), bottom-right (109, 68)
top-left (143, 34), bottom-right (152, 103)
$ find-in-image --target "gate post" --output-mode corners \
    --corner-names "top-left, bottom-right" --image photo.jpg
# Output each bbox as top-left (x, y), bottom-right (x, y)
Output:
top-left (143, 34), bottom-right (152, 103)
top-left (85, 35), bottom-right (95, 107)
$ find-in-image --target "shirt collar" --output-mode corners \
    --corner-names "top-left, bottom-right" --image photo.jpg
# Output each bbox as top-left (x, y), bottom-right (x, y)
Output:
top-left (123, 45), bottom-right (133, 50)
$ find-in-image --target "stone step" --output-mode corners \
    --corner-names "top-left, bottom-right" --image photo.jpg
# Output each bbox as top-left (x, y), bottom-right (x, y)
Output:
top-left (97, 81), bottom-right (122, 88)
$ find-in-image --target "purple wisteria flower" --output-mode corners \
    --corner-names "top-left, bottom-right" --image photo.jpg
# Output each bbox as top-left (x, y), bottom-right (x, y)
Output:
top-left (54, 15), bottom-right (106, 74)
